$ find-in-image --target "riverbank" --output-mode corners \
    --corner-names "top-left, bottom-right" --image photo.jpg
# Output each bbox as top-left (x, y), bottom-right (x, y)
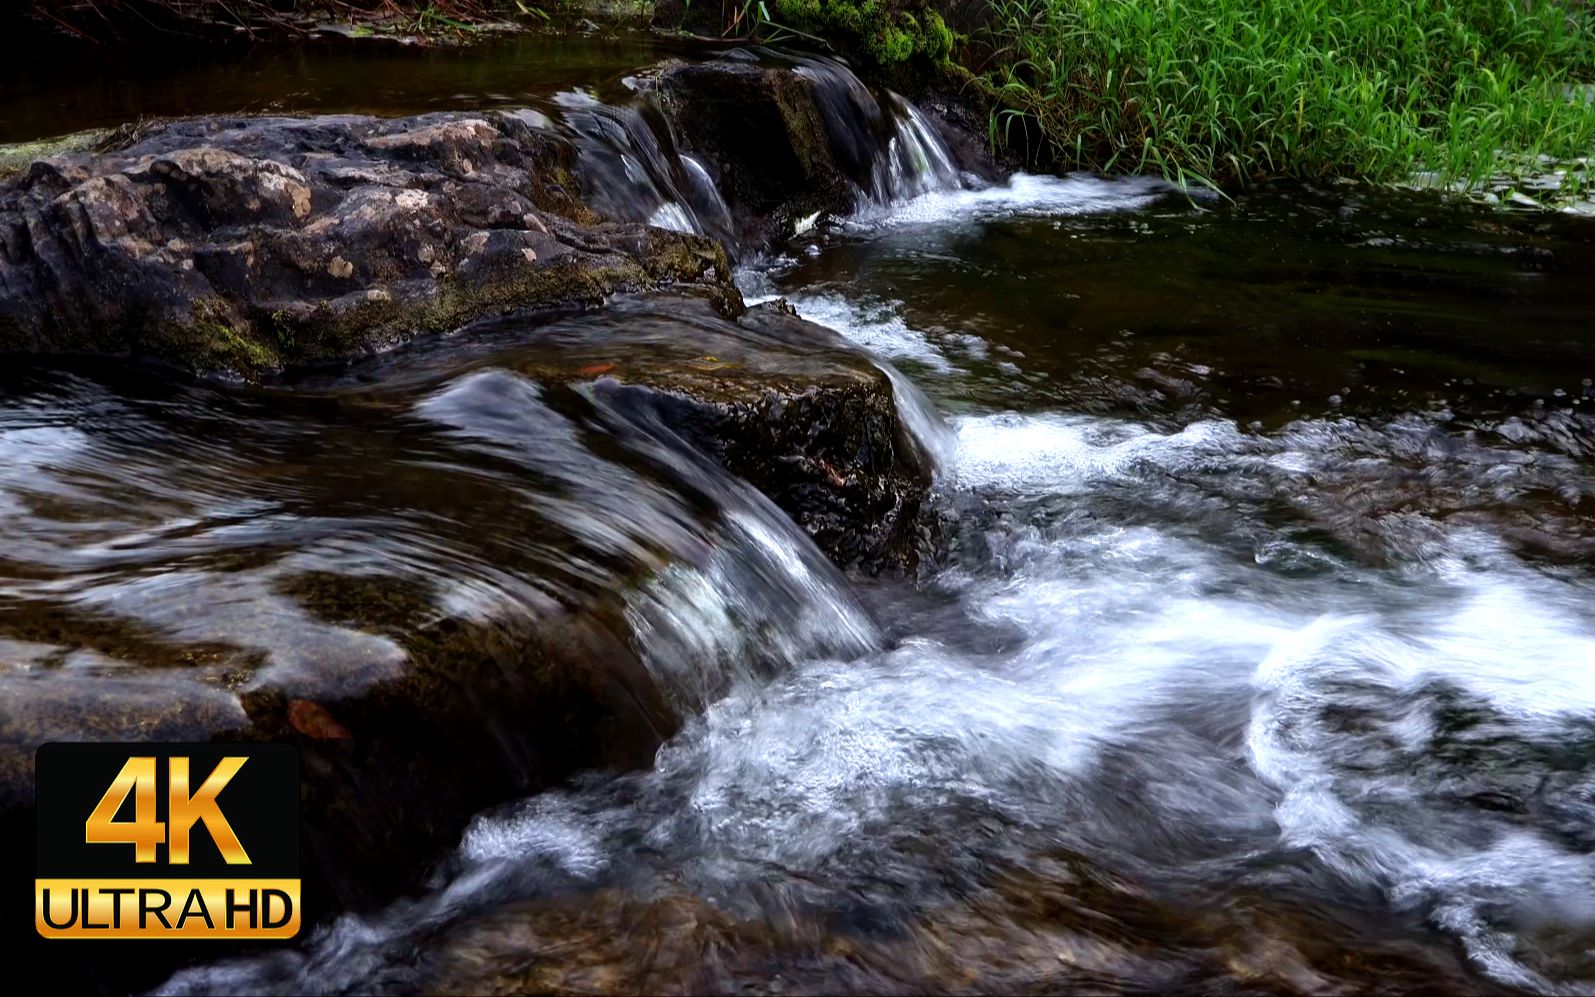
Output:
top-left (975, 0), bottom-right (1595, 196)
top-left (663, 0), bottom-right (1595, 199)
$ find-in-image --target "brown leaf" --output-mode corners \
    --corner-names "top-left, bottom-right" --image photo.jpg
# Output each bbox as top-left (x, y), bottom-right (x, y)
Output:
top-left (288, 699), bottom-right (351, 740)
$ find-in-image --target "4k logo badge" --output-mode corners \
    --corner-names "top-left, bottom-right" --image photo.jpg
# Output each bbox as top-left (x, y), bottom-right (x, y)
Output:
top-left (34, 743), bottom-right (300, 940)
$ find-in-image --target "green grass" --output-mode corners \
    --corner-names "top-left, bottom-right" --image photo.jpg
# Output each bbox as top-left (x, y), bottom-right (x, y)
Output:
top-left (980, 0), bottom-right (1595, 193)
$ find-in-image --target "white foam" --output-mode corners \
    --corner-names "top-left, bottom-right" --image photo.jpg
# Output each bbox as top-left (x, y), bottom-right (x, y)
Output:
top-left (949, 412), bottom-right (1242, 491)
top-left (1246, 574), bottom-right (1595, 992)
top-left (856, 172), bottom-right (1182, 229)
top-left (788, 292), bottom-right (955, 371)
top-left (460, 798), bottom-right (610, 877)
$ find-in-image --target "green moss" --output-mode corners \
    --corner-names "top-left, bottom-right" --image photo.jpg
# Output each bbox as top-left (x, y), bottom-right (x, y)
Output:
top-left (157, 299), bottom-right (281, 376)
top-left (269, 309), bottom-right (297, 352)
top-left (0, 128), bottom-right (111, 181)
top-left (921, 10), bottom-right (952, 61)
top-left (210, 323), bottom-right (280, 371)
top-left (873, 14), bottom-right (917, 64)
top-left (771, 0), bottom-right (954, 67)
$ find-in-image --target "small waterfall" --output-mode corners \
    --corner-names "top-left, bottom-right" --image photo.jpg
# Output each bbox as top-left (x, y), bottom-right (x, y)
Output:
top-left (884, 96), bottom-right (962, 199)
top-left (414, 361), bottom-right (881, 712)
top-left (880, 361), bottom-right (956, 472)
top-left (793, 53), bottom-right (964, 206)
top-left (549, 90), bottom-right (735, 244)
top-left (792, 53), bottom-right (893, 202)
top-left (678, 152), bottom-right (734, 235)
top-left (584, 380), bottom-right (882, 712)
top-left (536, 53), bottom-right (961, 256)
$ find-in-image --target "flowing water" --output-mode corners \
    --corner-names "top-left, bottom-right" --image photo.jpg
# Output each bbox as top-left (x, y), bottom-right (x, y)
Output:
top-left (3, 40), bottom-right (1595, 997)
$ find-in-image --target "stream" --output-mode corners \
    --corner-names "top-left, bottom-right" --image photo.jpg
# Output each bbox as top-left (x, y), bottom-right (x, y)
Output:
top-left (4, 37), bottom-right (1595, 996)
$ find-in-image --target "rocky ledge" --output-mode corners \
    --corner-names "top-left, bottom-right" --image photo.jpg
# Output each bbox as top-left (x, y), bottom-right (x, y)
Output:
top-left (1, 290), bottom-right (933, 993)
top-left (0, 54), bottom-right (993, 380)
top-left (0, 112), bottom-right (735, 377)
top-left (446, 292), bottom-right (936, 572)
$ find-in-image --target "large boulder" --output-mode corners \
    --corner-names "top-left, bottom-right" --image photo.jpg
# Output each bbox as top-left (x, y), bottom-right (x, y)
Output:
top-left (0, 112), bottom-right (736, 377)
top-left (0, 51), bottom-right (1000, 379)
top-left (0, 288), bottom-right (930, 992)
top-left (643, 51), bottom-right (976, 243)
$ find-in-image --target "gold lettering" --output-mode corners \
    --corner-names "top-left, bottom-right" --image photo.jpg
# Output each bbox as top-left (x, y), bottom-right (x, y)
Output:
top-left (167, 757), bottom-right (250, 864)
top-left (84, 757), bottom-right (164, 863)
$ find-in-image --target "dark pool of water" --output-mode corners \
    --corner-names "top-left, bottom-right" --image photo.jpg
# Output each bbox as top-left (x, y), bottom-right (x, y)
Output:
top-left (764, 177), bottom-right (1595, 428)
top-left (0, 32), bottom-right (679, 143)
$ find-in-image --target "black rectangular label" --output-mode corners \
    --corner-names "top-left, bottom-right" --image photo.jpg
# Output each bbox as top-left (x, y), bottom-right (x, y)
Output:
top-left (34, 742), bottom-right (300, 939)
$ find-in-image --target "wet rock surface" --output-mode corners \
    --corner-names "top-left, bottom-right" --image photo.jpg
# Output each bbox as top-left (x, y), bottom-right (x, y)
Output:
top-left (648, 56), bottom-right (865, 243)
top-left (451, 294), bottom-right (937, 572)
top-left (417, 859), bottom-right (1483, 996)
top-left (0, 601), bottom-right (674, 992)
top-left (0, 286), bottom-right (930, 992)
top-left (0, 111), bottom-right (735, 377)
top-left (0, 51), bottom-right (997, 380)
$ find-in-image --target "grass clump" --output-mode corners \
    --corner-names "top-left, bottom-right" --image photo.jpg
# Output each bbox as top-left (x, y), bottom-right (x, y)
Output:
top-left (982, 0), bottom-right (1595, 192)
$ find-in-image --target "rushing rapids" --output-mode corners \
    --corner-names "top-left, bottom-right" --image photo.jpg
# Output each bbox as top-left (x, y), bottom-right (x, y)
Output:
top-left (2, 38), bottom-right (1594, 997)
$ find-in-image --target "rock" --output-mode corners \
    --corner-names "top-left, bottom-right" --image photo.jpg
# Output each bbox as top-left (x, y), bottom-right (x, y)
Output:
top-left (0, 52), bottom-right (1000, 378)
top-left (0, 590), bottom-right (679, 989)
top-left (442, 291), bottom-right (935, 572)
top-left (0, 579), bottom-right (677, 881)
top-left (641, 53), bottom-right (1000, 244)
top-left (408, 851), bottom-right (1482, 996)
top-left (646, 57), bottom-right (863, 244)
top-left (0, 286), bottom-right (933, 992)
top-left (642, 54), bottom-right (909, 244)
top-left (0, 552), bottom-right (680, 994)
top-left (0, 111), bottom-right (736, 377)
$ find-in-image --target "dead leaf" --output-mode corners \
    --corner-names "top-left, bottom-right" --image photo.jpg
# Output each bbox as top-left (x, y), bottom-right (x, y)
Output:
top-left (288, 699), bottom-right (352, 740)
